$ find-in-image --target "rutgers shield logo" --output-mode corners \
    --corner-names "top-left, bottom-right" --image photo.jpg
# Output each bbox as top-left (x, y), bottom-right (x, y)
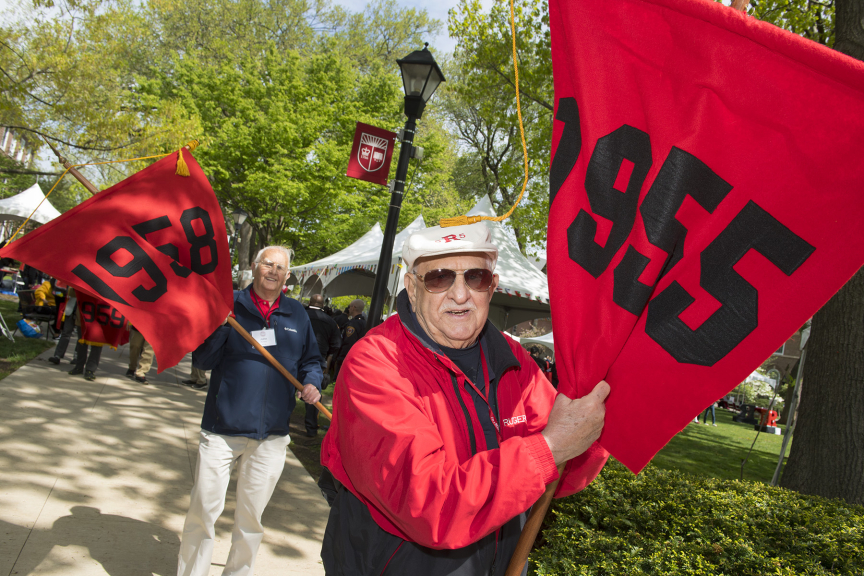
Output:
top-left (347, 122), bottom-right (396, 186)
top-left (358, 133), bottom-right (389, 172)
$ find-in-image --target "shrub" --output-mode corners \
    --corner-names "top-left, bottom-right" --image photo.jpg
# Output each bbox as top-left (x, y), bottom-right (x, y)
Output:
top-left (531, 460), bottom-right (864, 575)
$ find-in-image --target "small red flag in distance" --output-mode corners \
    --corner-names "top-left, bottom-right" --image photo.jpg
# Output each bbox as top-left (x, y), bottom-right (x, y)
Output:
top-left (547, 0), bottom-right (864, 477)
top-left (76, 290), bottom-right (131, 348)
top-left (0, 151), bottom-right (234, 372)
top-left (346, 122), bottom-right (397, 186)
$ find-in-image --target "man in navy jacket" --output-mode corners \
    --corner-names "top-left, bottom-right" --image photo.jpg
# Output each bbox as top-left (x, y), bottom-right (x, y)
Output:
top-left (177, 245), bottom-right (323, 576)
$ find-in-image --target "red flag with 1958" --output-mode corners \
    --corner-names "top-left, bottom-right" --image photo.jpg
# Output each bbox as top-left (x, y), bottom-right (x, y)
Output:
top-left (0, 150), bottom-right (233, 371)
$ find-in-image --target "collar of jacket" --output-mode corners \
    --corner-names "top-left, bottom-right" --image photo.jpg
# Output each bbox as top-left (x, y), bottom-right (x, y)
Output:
top-left (396, 290), bottom-right (520, 378)
top-left (235, 285), bottom-right (294, 319)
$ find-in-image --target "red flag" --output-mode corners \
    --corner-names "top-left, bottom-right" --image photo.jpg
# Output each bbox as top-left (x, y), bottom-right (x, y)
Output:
top-left (346, 122), bottom-right (397, 186)
top-left (548, 0), bottom-right (864, 473)
top-left (77, 291), bottom-right (130, 348)
top-left (0, 151), bottom-right (233, 372)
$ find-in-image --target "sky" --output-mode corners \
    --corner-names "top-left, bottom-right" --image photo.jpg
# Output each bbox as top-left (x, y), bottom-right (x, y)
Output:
top-left (330, 0), bottom-right (494, 54)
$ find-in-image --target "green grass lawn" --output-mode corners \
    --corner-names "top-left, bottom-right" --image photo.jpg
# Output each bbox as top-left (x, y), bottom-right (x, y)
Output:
top-left (650, 406), bottom-right (790, 483)
top-left (0, 297), bottom-right (56, 380)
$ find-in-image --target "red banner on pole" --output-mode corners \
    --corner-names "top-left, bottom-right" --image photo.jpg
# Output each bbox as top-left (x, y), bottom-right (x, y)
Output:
top-left (548, 0), bottom-right (864, 474)
top-left (346, 122), bottom-right (397, 186)
top-left (0, 151), bottom-right (233, 372)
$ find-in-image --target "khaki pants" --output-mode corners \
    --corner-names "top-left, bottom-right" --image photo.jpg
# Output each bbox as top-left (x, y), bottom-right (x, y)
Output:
top-left (177, 430), bottom-right (290, 576)
top-left (190, 367), bottom-right (207, 385)
top-left (128, 328), bottom-right (154, 377)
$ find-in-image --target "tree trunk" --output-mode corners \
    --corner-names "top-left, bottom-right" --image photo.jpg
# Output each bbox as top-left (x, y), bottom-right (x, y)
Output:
top-left (779, 0), bottom-right (864, 506)
top-left (834, 0), bottom-right (864, 60)
top-left (780, 268), bottom-right (864, 505)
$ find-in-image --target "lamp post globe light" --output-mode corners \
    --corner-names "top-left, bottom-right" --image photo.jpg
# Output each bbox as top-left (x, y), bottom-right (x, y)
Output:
top-left (366, 44), bottom-right (445, 330)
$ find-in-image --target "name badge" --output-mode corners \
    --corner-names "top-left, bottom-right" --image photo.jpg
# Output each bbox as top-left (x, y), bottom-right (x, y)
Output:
top-left (251, 328), bottom-right (276, 347)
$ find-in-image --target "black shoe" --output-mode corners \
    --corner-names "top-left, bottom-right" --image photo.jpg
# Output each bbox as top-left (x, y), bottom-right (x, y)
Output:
top-left (84, 371), bottom-right (96, 381)
top-left (305, 430), bottom-right (317, 437)
top-left (68, 367), bottom-right (83, 376)
top-left (192, 381), bottom-right (208, 390)
top-left (125, 369), bottom-right (135, 379)
top-left (48, 356), bottom-right (60, 365)
top-left (181, 379), bottom-right (198, 386)
top-left (69, 358), bottom-right (77, 364)
top-left (134, 375), bottom-right (149, 385)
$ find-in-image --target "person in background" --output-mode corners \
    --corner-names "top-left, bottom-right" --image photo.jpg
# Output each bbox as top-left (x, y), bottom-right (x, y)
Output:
top-left (333, 299), bottom-right (366, 378)
top-left (182, 367), bottom-right (208, 390)
top-left (332, 306), bottom-right (350, 332)
top-left (177, 245), bottom-right (322, 576)
top-left (69, 303), bottom-right (103, 382)
top-left (304, 293), bottom-right (341, 437)
top-left (701, 401), bottom-right (717, 426)
top-left (49, 286), bottom-right (78, 365)
top-left (127, 327), bottom-right (153, 385)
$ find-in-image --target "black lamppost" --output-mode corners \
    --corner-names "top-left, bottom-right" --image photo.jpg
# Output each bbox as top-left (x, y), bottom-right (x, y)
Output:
top-left (366, 44), bottom-right (445, 330)
top-left (231, 208), bottom-right (248, 261)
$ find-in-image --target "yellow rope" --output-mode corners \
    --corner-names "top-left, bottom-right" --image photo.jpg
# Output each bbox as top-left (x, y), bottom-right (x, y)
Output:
top-left (5, 140), bottom-right (199, 244)
top-left (440, 0), bottom-right (530, 228)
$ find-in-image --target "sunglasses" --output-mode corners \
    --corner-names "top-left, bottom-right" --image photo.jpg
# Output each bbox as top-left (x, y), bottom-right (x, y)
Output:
top-left (414, 268), bottom-right (495, 293)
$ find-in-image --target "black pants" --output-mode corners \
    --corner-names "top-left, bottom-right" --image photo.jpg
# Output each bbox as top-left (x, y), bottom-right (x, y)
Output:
top-left (74, 342), bottom-right (103, 373)
top-left (305, 370), bottom-right (330, 434)
top-left (53, 312), bottom-right (77, 359)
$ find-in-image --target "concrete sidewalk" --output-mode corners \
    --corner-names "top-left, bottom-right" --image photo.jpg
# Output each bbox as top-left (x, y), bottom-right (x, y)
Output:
top-left (0, 344), bottom-right (328, 575)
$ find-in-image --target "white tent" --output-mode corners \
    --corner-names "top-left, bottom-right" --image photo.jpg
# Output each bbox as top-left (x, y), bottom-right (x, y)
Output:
top-left (289, 215), bottom-right (426, 299)
top-left (289, 196), bottom-right (551, 329)
top-left (518, 331), bottom-right (555, 359)
top-left (0, 183), bottom-right (61, 230)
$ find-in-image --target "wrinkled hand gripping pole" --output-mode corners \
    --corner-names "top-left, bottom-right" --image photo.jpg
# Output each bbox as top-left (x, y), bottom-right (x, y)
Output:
top-left (35, 142), bottom-right (332, 420)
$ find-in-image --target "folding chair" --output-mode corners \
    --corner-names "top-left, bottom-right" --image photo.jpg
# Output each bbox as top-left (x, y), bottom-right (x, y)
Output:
top-left (15, 289), bottom-right (58, 339)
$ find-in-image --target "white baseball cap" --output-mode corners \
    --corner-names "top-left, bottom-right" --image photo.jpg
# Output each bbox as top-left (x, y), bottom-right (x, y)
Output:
top-left (402, 222), bottom-right (498, 271)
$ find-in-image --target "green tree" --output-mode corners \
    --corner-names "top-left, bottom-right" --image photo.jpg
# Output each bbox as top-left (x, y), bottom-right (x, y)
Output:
top-left (445, 0), bottom-right (553, 256)
top-left (778, 0), bottom-right (864, 506)
top-left (1, 0), bottom-right (194, 182)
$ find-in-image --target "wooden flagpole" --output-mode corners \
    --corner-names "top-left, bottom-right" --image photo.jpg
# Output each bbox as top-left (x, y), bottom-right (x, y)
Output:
top-left (43, 138), bottom-right (100, 196)
top-left (45, 142), bottom-right (332, 419)
top-left (504, 463), bottom-right (564, 576)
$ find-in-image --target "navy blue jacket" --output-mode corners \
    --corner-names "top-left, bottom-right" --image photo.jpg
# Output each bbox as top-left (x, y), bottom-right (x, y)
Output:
top-left (193, 286), bottom-right (323, 439)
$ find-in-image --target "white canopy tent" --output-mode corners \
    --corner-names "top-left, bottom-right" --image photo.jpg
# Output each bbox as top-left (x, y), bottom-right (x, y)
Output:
top-left (467, 196), bottom-right (551, 328)
top-left (288, 215), bottom-right (426, 299)
top-left (0, 183), bottom-right (61, 239)
top-left (518, 331), bottom-right (555, 359)
top-left (289, 196), bottom-right (551, 329)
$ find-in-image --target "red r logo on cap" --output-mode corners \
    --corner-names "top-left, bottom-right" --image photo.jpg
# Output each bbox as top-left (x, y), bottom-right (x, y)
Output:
top-left (438, 233), bottom-right (466, 243)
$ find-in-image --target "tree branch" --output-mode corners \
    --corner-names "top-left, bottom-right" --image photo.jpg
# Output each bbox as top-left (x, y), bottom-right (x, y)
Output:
top-left (0, 125), bottom-right (139, 153)
top-left (0, 167), bottom-right (63, 176)
top-left (490, 66), bottom-right (553, 111)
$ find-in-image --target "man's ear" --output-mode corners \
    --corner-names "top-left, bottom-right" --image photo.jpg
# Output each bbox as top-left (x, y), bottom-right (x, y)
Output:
top-left (487, 273), bottom-right (499, 302)
top-left (405, 272), bottom-right (417, 312)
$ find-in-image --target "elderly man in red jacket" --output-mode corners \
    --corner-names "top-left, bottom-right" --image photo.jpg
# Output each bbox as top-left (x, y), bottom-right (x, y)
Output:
top-left (320, 222), bottom-right (609, 576)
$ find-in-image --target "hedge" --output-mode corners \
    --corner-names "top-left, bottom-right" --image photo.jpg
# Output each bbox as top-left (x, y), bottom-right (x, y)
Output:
top-left (531, 460), bottom-right (864, 575)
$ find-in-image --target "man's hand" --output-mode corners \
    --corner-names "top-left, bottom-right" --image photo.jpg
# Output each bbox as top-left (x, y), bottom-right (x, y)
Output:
top-left (541, 380), bottom-right (610, 466)
top-left (300, 383), bottom-right (321, 405)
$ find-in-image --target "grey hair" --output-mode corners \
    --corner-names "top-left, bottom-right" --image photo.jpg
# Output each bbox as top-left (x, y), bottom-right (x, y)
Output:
top-left (254, 246), bottom-right (294, 266)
